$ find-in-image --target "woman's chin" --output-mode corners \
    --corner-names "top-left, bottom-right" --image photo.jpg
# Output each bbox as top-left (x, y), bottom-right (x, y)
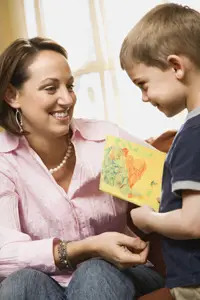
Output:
top-left (49, 125), bottom-right (71, 138)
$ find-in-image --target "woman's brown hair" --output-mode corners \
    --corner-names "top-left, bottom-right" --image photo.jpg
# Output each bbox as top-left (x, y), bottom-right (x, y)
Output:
top-left (0, 37), bottom-right (67, 135)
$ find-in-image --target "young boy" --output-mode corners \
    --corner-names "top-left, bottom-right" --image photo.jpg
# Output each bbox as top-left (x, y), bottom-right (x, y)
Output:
top-left (120, 3), bottom-right (200, 299)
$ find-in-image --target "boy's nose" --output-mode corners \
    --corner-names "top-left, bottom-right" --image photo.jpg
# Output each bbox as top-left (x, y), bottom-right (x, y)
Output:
top-left (142, 92), bottom-right (149, 102)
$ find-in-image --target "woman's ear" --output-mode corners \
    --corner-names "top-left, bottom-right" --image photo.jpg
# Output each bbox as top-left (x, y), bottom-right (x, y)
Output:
top-left (4, 84), bottom-right (20, 109)
top-left (167, 55), bottom-right (184, 80)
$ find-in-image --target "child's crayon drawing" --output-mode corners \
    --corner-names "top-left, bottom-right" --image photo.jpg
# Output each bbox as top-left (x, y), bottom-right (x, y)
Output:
top-left (99, 136), bottom-right (166, 211)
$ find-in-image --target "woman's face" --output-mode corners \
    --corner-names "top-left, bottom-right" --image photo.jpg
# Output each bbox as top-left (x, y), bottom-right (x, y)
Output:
top-left (16, 50), bottom-right (76, 138)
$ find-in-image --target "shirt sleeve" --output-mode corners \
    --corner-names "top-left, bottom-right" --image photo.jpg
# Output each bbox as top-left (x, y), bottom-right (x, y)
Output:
top-left (170, 125), bottom-right (200, 193)
top-left (0, 170), bottom-right (57, 278)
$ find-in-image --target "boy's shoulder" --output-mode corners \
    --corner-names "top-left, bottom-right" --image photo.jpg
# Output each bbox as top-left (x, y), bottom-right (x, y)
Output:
top-left (167, 112), bottom-right (200, 163)
top-left (174, 110), bottom-right (200, 145)
top-left (183, 109), bottom-right (200, 130)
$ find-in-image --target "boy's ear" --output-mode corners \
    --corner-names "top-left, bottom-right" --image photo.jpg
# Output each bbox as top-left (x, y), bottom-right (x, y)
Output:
top-left (167, 55), bottom-right (184, 80)
top-left (4, 85), bottom-right (20, 109)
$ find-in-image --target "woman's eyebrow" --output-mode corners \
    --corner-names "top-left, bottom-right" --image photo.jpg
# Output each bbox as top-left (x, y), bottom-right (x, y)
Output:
top-left (39, 76), bottom-right (74, 86)
top-left (40, 78), bottom-right (59, 84)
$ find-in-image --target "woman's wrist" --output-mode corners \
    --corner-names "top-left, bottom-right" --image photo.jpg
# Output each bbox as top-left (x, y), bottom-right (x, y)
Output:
top-left (67, 236), bottom-right (99, 265)
top-left (53, 236), bottom-right (99, 269)
top-left (53, 238), bottom-right (61, 268)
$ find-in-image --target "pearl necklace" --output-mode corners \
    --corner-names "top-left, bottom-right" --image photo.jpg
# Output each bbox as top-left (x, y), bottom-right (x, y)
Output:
top-left (49, 140), bottom-right (73, 174)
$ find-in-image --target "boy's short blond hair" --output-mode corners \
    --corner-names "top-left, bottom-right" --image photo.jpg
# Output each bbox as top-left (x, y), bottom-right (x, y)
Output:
top-left (120, 3), bottom-right (200, 70)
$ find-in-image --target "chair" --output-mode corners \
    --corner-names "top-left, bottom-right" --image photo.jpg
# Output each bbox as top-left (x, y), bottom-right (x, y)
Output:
top-left (137, 130), bottom-right (177, 299)
top-left (127, 213), bottom-right (173, 300)
top-left (138, 232), bottom-right (173, 299)
top-left (138, 288), bottom-right (173, 300)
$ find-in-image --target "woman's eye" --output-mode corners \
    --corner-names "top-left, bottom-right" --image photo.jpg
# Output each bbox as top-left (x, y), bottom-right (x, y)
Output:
top-left (67, 84), bottom-right (74, 92)
top-left (45, 86), bottom-right (57, 94)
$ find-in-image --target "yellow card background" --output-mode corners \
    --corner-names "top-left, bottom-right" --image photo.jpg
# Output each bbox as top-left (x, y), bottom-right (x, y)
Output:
top-left (99, 136), bottom-right (166, 211)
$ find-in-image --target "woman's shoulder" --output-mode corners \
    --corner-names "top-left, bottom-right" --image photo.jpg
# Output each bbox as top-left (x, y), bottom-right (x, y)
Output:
top-left (74, 118), bottom-right (119, 129)
top-left (72, 118), bottom-right (147, 146)
top-left (72, 118), bottom-right (121, 141)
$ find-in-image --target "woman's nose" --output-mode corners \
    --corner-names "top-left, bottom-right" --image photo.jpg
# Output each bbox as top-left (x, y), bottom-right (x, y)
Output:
top-left (57, 88), bottom-right (74, 105)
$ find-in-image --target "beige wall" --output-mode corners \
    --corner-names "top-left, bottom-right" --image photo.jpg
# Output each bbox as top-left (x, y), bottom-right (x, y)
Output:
top-left (0, 0), bottom-right (27, 53)
top-left (0, 0), bottom-right (27, 132)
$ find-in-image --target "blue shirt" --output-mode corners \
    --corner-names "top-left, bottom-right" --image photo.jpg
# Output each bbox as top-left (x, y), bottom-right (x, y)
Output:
top-left (160, 107), bottom-right (200, 288)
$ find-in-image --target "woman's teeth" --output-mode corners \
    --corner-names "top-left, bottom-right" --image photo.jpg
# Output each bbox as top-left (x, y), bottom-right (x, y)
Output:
top-left (51, 111), bottom-right (69, 119)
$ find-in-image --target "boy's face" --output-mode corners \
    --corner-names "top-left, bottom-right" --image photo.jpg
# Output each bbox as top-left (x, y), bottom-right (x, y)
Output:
top-left (126, 63), bottom-right (186, 117)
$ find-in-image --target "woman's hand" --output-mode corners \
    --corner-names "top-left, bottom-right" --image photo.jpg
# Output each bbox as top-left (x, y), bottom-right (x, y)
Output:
top-left (91, 232), bottom-right (149, 269)
top-left (131, 206), bottom-right (154, 234)
top-left (58, 232), bottom-right (149, 270)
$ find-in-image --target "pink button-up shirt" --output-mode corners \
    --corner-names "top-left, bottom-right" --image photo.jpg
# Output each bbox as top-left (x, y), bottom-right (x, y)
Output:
top-left (0, 118), bottom-right (148, 286)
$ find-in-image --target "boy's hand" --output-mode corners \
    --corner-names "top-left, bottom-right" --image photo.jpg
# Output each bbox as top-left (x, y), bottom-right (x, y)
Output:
top-left (131, 206), bottom-right (154, 234)
top-left (146, 130), bottom-right (177, 153)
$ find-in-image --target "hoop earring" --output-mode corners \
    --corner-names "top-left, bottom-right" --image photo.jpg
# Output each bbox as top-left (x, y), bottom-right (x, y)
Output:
top-left (15, 109), bottom-right (23, 133)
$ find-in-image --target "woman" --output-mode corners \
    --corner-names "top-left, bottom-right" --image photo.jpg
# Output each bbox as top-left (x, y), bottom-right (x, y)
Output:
top-left (0, 37), bottom-right (164, 299)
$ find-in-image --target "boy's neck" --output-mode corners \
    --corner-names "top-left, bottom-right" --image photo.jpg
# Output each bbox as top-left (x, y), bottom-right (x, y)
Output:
top-left (186, 70), bottom-right (200, 112)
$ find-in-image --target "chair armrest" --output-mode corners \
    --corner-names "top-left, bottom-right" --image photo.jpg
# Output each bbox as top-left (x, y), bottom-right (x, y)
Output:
top-left (146, 232), bottom-right (166, 277)
top-left (137, 287), bottom-right (173, 300)
top-left (127, 208), bottom-right (166, 277)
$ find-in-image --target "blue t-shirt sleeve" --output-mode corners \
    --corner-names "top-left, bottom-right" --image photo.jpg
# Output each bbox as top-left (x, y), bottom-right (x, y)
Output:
top-left (170, 125), bottom-right (200, 194)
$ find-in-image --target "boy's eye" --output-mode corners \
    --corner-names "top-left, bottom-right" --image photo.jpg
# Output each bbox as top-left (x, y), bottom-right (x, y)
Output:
top-left (138, 82), bottom-right (147, 91)
top-left (67, 84), bottom-right (74, 92)
top-left (138, 82), bottom-right (144, 88)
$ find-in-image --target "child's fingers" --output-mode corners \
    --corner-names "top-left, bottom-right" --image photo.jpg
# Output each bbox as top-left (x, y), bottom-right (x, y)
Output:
top-left (156, 197), bottom-right (161, 203)
top-left (145, 137), bottom-right (155, 144)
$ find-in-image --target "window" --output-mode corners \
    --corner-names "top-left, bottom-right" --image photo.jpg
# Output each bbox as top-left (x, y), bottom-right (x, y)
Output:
top-left (24, 0), bottom-right (198, 138)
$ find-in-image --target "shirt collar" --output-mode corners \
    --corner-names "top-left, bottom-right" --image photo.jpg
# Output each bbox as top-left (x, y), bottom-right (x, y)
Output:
top-left (0, 118), bottom-right (106, 153)
top-left (186, 106), bottom-right (200, 121)
top-left (70, 118), bottom-right (106, 141)
top-left (0, 130), bottom-right (20, 153)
